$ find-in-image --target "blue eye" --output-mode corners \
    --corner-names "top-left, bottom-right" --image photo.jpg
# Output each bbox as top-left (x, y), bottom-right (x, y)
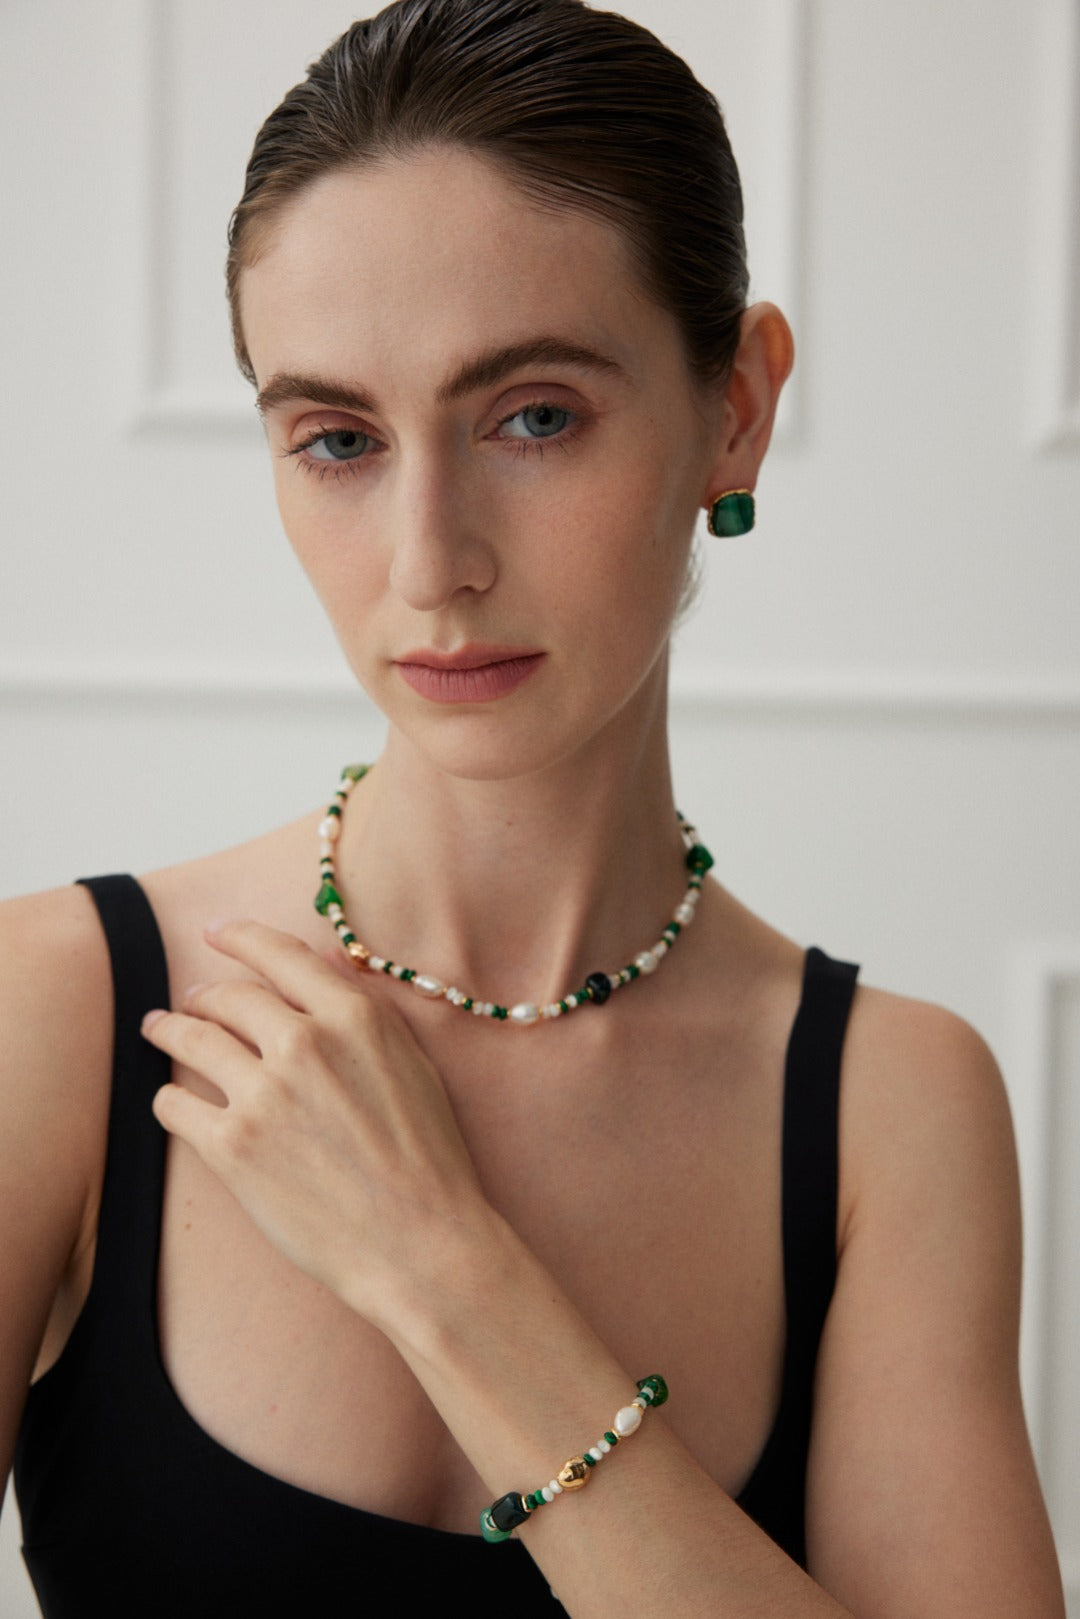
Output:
top-left (304, 429), bottom-right (372, 461)
top-left (500, 404), bottom-right (573, 440)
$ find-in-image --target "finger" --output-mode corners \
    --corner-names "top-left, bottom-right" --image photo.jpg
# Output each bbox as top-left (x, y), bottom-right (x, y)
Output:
top-left (151, 1078), bottom-right (222, 1152)
top-left (141, 1007), bottom-right (260, 1102)
top-left (204, 920), bottom-right (352, 1017)
top-left (180, 978), bottom-right (309, 1057)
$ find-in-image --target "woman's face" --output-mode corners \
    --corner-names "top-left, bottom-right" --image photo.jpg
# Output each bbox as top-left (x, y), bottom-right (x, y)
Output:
top-left (240, 147), bottom-right (725, 779)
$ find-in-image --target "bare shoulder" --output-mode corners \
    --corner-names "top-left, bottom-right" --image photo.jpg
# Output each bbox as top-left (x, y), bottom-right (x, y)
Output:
top-left (807, 978), bottom-right (1065, 1616)
top-left (0, 883), bottom-right (114, 1480)
top-left (835, 981), bottom-right (1019, 1258)
top-left (0, 881), bottom-right (114, 1183)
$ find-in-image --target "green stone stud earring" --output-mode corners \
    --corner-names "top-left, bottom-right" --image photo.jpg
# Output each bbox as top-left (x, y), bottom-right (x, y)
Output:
top-left (707, 488), bottom-right (755, 537)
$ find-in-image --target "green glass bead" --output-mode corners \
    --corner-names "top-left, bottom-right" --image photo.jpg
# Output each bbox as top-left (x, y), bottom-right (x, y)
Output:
top-left (685, 843), bottom-right (714, 873)
top-left (626, 963), bottom-right (640, 980)
top-left (383, 961), bottom-right (395, 975)
top-left (401, 968), bottom-right (415, 982)
top-left (480, 1511), bottom-right (510, 1542)
top-left (462, 998), bottom-right (474, 1011)
top-left (707, 489), bottom-right (755, 537)
top-left (558, 999), bottom-right (569, 1014)
top-left (582, 1452), bottom-right (596, 1467)
top-left (340, 932), bottom-right (356, 946)
top-left (604, 1431), bottom-right (618, 1446)
top-left (493, 1006), bottom-right (508, 1020)
top-left (637, 1374), bottom-right (669, 1407)
top-left (314, 881), bottom-right (342, 916)
top-left (326, 804), bottom-right (342, 818)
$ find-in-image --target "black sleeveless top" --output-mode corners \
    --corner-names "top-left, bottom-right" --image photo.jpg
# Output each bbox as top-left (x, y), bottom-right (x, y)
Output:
top-left (14, 875), bottom-right (859, 1616)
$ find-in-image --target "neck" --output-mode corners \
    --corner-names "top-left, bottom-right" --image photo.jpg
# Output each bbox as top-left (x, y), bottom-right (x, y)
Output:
top-left (331, 666), bottom-right (693, 1009)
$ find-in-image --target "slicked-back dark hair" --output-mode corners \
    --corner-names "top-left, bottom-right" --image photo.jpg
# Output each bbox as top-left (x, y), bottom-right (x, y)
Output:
top-left (225, 0), bottom-right (749, 392)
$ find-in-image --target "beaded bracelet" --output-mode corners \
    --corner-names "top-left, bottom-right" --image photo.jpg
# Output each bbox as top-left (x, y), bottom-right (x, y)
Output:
top-left (480, 1375), bottom-right (668, 1543)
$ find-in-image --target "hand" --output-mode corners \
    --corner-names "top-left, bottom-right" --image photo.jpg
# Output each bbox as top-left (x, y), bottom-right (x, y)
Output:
top-left (141, 920), bottom-right (489, 1328)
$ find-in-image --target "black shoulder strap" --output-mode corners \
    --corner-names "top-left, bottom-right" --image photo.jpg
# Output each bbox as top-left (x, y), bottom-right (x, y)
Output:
top-left (737, 944), bottom-right (859, 1567)
top-left (75, 875), bottom-right (171, 1314)
top-left (782, 945), bottom-right (859, 1379)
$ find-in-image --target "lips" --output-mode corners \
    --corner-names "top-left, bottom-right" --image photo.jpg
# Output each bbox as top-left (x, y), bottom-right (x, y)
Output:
top-left (394, 644), bottom-right (546, 704)
top-left (396, 642), bottom-right (543, 670)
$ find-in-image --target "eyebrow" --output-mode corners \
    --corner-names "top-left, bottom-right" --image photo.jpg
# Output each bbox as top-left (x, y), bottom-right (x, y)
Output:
top-left (254, 336), bottom-right (628, 418)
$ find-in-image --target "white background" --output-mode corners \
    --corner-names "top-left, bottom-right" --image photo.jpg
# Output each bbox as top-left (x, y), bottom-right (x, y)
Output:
top-left (2, 0), bottom-right (1078, 1611)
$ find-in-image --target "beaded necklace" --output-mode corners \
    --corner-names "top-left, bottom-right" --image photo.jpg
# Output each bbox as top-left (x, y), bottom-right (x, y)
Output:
top-left (315, 764), bottom-right (714, 1026)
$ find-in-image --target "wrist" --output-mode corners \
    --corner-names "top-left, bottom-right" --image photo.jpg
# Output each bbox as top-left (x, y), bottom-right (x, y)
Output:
top-left (354, 1195), bottom-right (527, 1349)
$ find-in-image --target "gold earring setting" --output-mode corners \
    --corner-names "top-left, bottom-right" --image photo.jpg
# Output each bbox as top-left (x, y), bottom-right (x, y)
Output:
top-left (707, 489), bottom-right (755, 536)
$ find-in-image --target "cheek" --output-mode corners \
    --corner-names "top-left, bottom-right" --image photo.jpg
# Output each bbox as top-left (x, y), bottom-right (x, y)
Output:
top-left (273, 473), bottom-right (384, 609)
top-left (549, 456), bottom-right (696, 634)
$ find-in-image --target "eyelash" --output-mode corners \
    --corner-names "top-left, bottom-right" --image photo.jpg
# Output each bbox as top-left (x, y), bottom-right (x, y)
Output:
top-left (281, 402), bottom-right (584, 483)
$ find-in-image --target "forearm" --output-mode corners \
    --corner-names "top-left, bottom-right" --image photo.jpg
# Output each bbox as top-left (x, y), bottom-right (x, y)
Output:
top-left (371, 1210), bottom-right (855, 1619)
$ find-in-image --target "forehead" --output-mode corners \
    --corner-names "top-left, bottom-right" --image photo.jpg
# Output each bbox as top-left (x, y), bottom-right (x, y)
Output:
top-left (239, 148), bottom-right (676, 393)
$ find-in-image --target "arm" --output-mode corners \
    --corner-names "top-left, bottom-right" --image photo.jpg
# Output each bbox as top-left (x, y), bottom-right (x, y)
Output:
top-left (370, 999), bottom-right (1065, 1616)
top-left (803, 994), bottom-right (1065, 1616)
top-left (145, 926), bottom-right (1065, 1617)
top-left (0, 887), bottom-right (112, 1496)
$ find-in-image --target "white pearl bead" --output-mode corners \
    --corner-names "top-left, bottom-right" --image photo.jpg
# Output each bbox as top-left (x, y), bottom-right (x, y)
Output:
top-left (635, 950), bottom-right (658, 975)
top-left (588, 1446), bottom-right (603, 1462)
top-left (652, 939), bottom-right (668, 957)
top-left (368, 956), bottom-right (386, 972)
top-left (389, 964), bottom-right (405, 979)
top-left (413, 975), bottom-right (446, 998)
top-left (674, 903), bottom-right (695, 925)
top-left (548, 1479), bottom-right (563, 1494)
top-left (509, 1002), bottom-right (539, 1025)
top-left (613, 1404), bottom-right (643, 1437)
top-left (320, 842), bottom-right (334, 860)
top-left (471, 1001), bottom-right (485, 1015)
top-left (327, 905), bottom-right (343, 922)
top-left (565, 994), bottom-right (578, 1009)
top-left (541, 1003), bottom-right (561, 1018)
top-left (318, 816), bottom-right (340, 841)
top-left (598, 1438), bottom-right (611, 1454)
top-left (541, 1486), bottom-right (554, 1503)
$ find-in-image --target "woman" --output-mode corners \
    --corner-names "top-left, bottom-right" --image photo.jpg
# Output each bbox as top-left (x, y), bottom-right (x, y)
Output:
top-left (0, 0), bottom-right (1065, 1613)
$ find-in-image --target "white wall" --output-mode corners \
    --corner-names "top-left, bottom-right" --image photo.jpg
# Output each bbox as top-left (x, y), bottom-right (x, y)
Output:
top-left (2, 1), bottom-right (1078, 1612)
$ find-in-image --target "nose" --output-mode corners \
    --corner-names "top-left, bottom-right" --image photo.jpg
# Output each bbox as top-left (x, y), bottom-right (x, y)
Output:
top-left (387, 460), bottom-right (497, 612)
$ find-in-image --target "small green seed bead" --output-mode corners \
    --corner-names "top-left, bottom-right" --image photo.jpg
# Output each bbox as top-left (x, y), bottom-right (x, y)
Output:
top-left (493, 1006), bottom-right (508, 1020)
top-left (604, 1431), bottom-right (618, 1446)
top-left (326, 804), bottom-right (342, 818)
top-left (462, 998), bottom-right (474, 1011)
top-left (383, 961), bottom-right (395, 975)
top-left (401, 968), bottom-right (415, 982)
top-left (558, 999), bottom-right (569, 1014)
top-left (340, 932), bottom-right (356, 947)
top-left (582, 1452), bottom-right (596, 1467)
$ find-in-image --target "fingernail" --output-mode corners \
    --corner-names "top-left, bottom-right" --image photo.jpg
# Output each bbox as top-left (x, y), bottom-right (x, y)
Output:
top-left (142, 1009), bottom-right (167, 1032)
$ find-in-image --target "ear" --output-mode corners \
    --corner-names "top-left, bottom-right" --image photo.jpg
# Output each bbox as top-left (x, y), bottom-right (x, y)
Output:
top-left (702, 302), bottom-right (794, 509)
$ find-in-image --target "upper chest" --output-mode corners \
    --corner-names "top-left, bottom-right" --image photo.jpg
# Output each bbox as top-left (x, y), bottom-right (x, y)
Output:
top-left (150, 978), bottom-right (793, 1532)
